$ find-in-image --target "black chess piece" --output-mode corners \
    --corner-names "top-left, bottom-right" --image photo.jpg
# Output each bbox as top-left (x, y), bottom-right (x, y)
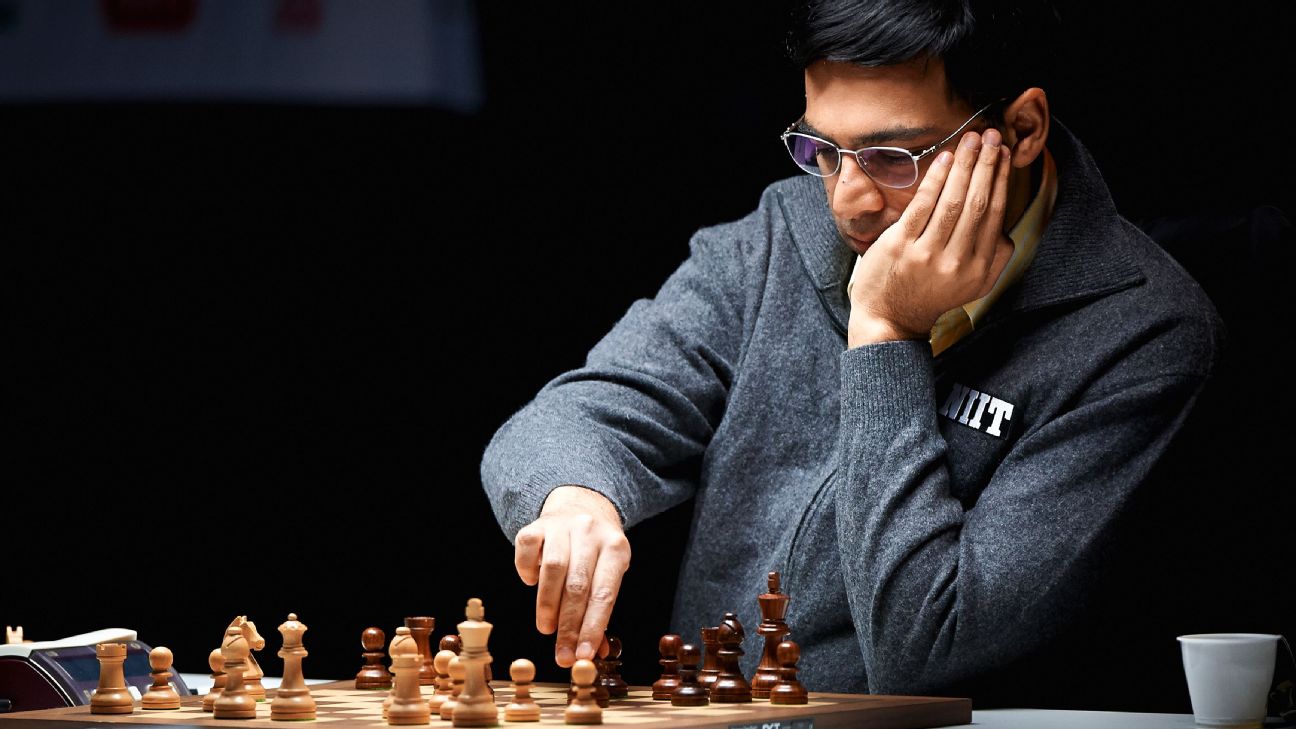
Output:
top-left (770, 640), bottom-right (808, 705)
top-left (671, 643), bottom-right (709, 707)
top-left (711, 612), bottom-right (752, 703)
top-left (652, 635), bottom-right (682, 700)
top-left (600, 635), bottom-right (629, 698)
top-left (753, 572), bottom-right (792, 699)
top-left (355, 627), bottom-right (391, 689)
top-left (699, 626), bottom-right (721, 693)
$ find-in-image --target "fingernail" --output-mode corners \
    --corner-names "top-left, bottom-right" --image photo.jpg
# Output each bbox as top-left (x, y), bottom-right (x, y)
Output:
top-left (937, 150), bottom-right (953, 166)
top-left (576, 641), bottom-right (593, 659)
top-left (556, 646), bottom-right (574, 665)
top-left (984, 128), bottom-right (1001, 147)
top-left (961, 133), bottom-right (980, 150)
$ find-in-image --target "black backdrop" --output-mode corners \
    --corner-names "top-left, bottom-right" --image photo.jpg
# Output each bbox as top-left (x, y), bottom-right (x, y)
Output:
top-left (5, 1), bottom-right (1293, 714)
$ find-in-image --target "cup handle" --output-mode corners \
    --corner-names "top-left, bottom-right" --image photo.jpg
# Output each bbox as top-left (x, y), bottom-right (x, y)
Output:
top-left (1273, 636), bottom-right (1295, 723)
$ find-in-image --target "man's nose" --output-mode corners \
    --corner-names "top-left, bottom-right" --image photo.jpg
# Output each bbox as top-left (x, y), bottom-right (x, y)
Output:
top-left (831, 153), bottom-right (885, 218)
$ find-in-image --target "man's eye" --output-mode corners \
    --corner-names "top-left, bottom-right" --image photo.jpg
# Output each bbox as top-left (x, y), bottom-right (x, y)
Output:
top-left (867, 150), bottom-right (913, 167)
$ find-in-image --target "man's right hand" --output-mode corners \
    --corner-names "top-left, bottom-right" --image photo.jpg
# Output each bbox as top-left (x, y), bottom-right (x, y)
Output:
top-left (513, 485), bottom-right (631, 668)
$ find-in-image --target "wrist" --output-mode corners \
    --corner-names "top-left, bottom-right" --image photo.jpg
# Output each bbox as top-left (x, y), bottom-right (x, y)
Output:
top-left (847, 313), bottom-right (926, 349)
top-left (541, 485), bottom-right (623, 526)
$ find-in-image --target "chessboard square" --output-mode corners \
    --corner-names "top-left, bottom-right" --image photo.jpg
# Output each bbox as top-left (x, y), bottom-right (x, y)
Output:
top-left (668, 705), bottom-right (754, 715)
top-left (624, 690), bottom-right (654, 699)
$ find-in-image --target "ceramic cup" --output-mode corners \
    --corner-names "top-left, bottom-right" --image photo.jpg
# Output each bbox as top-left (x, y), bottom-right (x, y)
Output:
top-left (1177, 633), bottom-right (1281, 728)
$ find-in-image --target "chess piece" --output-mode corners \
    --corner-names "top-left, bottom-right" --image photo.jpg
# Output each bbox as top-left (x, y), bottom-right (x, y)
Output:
top-left (438, 655), bottom-right (464, 721)
top-left (671, 643), bottom-right (709, 707)
top-left (404, 616), bottom-right (437, 686)
top-left (769, 640), bottom-right (808, 705)
top-left (599, 635), bottom-right (628, 698)
top-left (651, 634), bottom-right (682, 700)
top-left (384, 628), bottom-right (407, 719)
top-left (142, 646), bottom-right (181, 710)
top-left (357, 627), bottom-right (392, 689)
top-left (215, 624), bottom-right (257, 719)
top-left (428, 649), bottom-right (456, 712)
top-left (272, 613), bottom-right (317, 721)
top-left (224, 616), bottom-right (267, 702)
top-left (451, 597), bottom-right (498, 727)
top-left (564, 659), bottom-right (603, 725)
top-left (504, 658), bottom-right (541, 722)
top-left (699, 626), bottom-right (721, 693)
top-left (439, 633), bottom-right (490, 698)
top-left (752, 572), bottom-right (792, 699)
top-left (203, 648), bottom-right (226, 712)
top-left (387, 626), bottom-right (430, 725)
top-left (568, 660), bottom-right (609, 709)
top-left (439, 634), bottom-right (463, 654)
top-left (711, 612), bottom-right (752, 703)
top-left (90, 643), bottom-right (134, 714)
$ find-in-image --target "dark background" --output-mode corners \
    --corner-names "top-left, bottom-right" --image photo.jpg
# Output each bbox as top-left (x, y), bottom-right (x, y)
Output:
top-left (4, 0), bottom-right (1293, 714)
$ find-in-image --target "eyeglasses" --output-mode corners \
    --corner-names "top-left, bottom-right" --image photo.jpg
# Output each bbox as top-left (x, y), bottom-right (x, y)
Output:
top-left (780, 101), bottom-right (999, 189)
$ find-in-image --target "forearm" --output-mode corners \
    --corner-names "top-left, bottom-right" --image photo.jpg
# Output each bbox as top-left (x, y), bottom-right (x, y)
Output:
top-left (834, 339), bottom-right (1207, 694)
top-left (479, 392), bottom-right (674, 542)
top-left (836, 340), bottom-right (971, 692)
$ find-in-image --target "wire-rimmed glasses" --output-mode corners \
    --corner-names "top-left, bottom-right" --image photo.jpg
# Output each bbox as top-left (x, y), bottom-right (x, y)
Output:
top-left (780, 100), bottom-right (1000, 189)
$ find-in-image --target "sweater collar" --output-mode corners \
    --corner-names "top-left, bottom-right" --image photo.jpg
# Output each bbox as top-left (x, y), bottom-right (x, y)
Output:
top-left (775, 118), bottom-right (1145, 337)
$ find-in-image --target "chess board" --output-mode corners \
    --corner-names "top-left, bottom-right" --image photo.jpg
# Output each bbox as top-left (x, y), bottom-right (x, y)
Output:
top-left (0, 680), bottom-right (971, 729)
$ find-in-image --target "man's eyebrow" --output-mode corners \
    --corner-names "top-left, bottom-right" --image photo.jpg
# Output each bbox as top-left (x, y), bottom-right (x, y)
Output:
top-left (796, 118), bottom-right (939, 148)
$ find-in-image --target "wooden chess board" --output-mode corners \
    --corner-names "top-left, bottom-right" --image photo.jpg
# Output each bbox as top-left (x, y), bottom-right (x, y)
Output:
top-left (0, 680), bottom-right (971, 729)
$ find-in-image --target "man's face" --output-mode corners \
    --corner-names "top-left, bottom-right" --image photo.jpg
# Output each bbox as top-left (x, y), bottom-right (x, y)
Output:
top-left (801, 58), bottom-right (979, 256)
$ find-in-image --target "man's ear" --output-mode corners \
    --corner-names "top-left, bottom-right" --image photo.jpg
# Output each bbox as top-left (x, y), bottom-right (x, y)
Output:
top-left (1001, 88), bottom-right (1049, 169)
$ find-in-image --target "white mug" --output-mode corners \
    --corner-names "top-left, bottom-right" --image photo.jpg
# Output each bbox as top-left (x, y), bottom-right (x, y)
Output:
top-left (1177, 633), bottom-right (1283, 728)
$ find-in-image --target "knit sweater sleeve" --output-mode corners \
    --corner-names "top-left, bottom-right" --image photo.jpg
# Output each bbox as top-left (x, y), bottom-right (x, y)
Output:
top-left (835, 339), bottom-right (1208, 695)
top-left (480, 229), bottom-right (747, 542)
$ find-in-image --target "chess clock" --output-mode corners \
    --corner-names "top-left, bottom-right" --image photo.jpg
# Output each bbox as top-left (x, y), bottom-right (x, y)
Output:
top-left (0, 628), bottom-right (191, 713)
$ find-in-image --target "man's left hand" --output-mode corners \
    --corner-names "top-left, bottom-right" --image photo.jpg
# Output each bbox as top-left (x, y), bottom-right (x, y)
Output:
top-left (846, 128), bottom-right (1015, 348)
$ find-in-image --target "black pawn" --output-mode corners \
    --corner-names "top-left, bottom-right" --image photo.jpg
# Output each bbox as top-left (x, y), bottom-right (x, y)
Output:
top-left (652, 635), bottom-right (682, 700)
top-left (600, 635), bottom-right (629, 698)
top-left (671, 644), bottom-right (709, 707)
top-left (769, 640), bottom-right (808, 705)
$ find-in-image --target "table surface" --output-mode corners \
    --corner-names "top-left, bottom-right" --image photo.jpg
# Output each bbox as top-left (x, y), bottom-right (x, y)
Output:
top-left (177, 674), bottom-right (1217, 729)
top-left (0, 673), bottom-right (1268, 729)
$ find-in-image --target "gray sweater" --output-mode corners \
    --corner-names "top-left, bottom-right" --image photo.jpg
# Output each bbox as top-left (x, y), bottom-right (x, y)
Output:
top-left (480, 120), bottom-right (1222, 696)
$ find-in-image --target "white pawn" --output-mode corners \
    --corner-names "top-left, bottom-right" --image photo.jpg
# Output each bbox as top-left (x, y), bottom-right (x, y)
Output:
top-left (428, 649), bottom-right (455, 713)
top-left (565, 659), bottom-right (602, 725)
top-left (439, 656), bottom-right (465, 721)
top-left (504, 659), bottom-right (540, 722)
top-left (142, 647), bottom-right (181, 710)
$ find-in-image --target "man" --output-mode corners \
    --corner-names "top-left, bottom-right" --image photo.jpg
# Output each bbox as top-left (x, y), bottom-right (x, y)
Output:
top-left (480, 0), bottom-right (1221, 702)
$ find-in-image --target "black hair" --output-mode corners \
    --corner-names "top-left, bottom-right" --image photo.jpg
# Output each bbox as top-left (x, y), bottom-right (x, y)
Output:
top-left (786, 0), bottom-right (1060, 120)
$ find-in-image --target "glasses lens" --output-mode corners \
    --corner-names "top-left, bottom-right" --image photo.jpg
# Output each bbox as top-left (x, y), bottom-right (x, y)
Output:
top-left (857, 148), bottom-right (918, 188)
top-left (784, 134), bottom-right (838, 177)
